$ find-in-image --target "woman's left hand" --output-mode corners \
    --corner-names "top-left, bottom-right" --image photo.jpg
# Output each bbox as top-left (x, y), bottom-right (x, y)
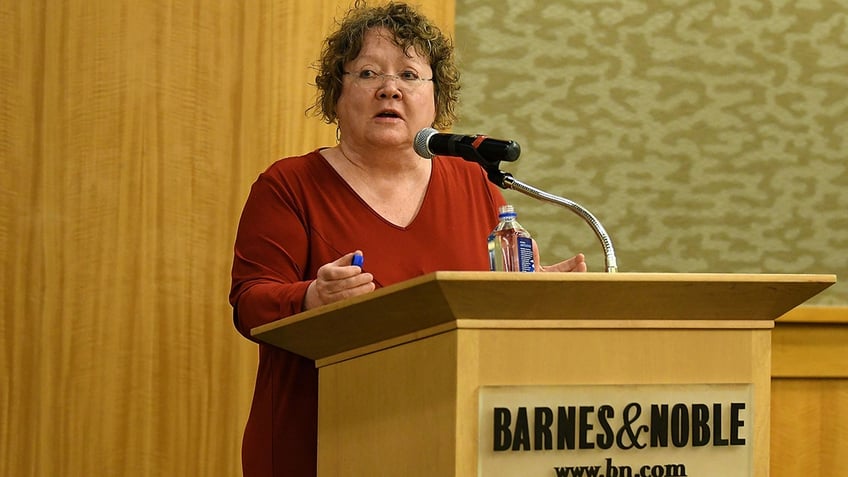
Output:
top-left (532, 240), bottom-right (587, 272)
top-left (539, 253), bottom-right (587, 272)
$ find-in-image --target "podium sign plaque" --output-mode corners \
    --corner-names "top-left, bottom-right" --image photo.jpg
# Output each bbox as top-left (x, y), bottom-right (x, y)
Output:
top-left (479, 384), bottom-right (753, 476)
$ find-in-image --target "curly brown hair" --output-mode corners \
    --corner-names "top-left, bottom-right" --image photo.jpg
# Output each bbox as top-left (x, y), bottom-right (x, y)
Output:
top-left (310, 1), bottom-right (460, 130)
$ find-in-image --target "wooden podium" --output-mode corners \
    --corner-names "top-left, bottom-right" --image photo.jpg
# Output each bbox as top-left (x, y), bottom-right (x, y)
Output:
top-left (253, 272), bottom-right (835, 477)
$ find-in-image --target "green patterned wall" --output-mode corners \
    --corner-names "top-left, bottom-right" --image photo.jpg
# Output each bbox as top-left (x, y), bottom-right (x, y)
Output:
top-left (454, 0), bottom-right (847, 304)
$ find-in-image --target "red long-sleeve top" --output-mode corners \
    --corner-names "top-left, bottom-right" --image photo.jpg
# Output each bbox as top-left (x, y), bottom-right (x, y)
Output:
top-left (230, 149), bottom-right (505, 476)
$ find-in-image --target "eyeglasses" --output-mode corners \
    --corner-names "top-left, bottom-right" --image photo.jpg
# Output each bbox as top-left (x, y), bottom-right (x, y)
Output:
top-left (343, 69), bottom-right (433, 91)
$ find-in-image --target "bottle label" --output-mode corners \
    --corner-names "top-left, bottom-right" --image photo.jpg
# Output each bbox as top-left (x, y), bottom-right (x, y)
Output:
top-left (517, 236), bottom-right (535, 272)
top-left (487, 234), bottom-right (496, 271)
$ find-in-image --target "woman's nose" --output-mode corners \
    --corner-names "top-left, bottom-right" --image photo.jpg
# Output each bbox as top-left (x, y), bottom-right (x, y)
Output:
top-left (377, 80), bottom-right (402, 99)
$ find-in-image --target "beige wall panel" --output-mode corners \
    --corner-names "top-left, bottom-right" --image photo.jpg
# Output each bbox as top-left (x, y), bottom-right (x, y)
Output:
top-left (454, 0), bottom-right (847, 305)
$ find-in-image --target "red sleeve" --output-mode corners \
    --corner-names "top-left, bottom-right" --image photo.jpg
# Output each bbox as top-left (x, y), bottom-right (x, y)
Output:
top-left (229, 170), bottom-right (311, 340)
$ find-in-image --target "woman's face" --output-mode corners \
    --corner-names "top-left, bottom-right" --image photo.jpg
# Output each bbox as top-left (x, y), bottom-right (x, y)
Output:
top-left (336, 28), bottom-right (436, 152)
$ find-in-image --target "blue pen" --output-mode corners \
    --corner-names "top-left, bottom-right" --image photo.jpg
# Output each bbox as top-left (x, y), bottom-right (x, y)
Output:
top-left (351, 253), bottom-right (364, 268)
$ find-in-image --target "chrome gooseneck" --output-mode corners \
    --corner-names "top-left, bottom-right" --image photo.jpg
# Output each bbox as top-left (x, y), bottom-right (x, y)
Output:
top-left (497, 173), bottom-right (618, 273)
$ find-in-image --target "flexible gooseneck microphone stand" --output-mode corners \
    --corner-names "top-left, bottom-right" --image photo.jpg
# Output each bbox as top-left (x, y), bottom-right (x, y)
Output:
top-left (483, 166), bottom-right (618, 273)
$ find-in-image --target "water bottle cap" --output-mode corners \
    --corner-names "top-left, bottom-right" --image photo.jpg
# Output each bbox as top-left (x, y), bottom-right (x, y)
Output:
top-left (498, 204), bottom-right (516, 218)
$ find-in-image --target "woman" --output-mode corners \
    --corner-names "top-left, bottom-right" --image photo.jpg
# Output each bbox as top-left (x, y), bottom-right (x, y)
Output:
top-left (230, 2), bottom-right (586, 475)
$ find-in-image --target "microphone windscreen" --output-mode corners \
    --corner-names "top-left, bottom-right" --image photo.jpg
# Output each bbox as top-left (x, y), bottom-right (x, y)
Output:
top-left (413, 128), bottom-right (438, 159)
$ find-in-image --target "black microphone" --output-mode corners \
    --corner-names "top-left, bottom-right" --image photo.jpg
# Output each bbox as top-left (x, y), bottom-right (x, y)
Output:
top-left (413, 128), bottom-right (521, 166)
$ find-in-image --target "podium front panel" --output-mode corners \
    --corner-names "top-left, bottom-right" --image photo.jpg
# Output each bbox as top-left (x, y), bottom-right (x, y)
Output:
top-left (317, 321), bottom-right (772, 476)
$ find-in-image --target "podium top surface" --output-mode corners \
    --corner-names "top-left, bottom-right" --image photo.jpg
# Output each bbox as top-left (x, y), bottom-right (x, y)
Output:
top-left (252, 271), bottom-right (836, 361)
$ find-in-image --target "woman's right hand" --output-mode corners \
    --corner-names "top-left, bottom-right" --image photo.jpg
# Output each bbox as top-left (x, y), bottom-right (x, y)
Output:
top-left (303, 251), bottom-right (375, 310)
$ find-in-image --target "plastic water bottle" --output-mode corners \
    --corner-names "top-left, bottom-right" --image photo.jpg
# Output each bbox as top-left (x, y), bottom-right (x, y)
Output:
top-left (488, 205), bottom-right (535, 272)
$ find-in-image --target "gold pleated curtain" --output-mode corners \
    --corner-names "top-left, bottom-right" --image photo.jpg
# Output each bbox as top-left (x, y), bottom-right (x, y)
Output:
top-left (0, 1), bottom-right (454, 475)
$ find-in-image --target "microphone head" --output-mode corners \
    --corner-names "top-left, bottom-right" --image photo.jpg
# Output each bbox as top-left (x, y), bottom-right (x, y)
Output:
top-left (413, 127), bottom-right (438, 159)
